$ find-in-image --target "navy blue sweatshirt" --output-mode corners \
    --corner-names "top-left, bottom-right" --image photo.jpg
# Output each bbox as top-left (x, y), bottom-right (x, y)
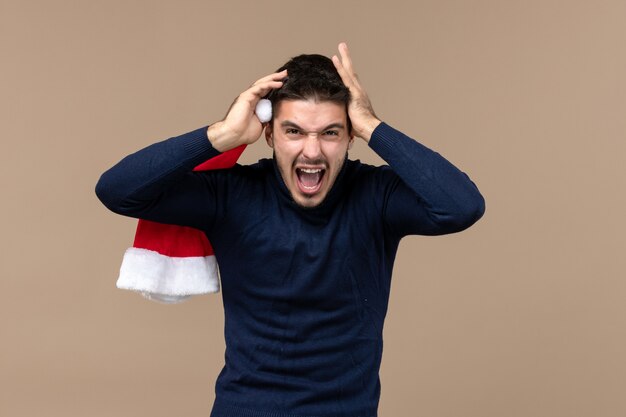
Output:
top-left (96, 122), bottom-right (485, 417)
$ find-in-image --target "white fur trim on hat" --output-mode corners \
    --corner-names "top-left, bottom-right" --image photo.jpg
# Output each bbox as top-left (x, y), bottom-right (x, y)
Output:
top-left (116, 247), bottom-right (220, 303)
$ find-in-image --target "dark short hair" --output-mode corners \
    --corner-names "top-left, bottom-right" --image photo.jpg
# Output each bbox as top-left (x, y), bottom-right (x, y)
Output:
top-left (266, 54), bottom-right (351, 130)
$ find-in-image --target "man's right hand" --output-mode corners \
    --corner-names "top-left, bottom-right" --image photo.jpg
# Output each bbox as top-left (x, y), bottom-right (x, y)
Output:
top-left (207, 70), bottom-right (287, 152)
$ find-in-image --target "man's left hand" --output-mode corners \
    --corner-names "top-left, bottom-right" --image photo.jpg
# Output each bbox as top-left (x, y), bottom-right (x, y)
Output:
top-left (332, 42), bottom-right (382, 142)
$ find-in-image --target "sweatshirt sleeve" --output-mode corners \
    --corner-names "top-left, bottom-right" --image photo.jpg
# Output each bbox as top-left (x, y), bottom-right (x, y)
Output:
top-left (95, 126), bottom-right (223, 232)
top-left (368, 122), bottom-right (486, 236)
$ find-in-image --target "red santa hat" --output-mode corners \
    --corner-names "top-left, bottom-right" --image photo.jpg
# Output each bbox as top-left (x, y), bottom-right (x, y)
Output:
top-left (116, 144), bottom-right (246, 303)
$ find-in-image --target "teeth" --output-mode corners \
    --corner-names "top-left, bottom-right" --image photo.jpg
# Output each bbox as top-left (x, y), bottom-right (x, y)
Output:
top-left (299, 168), bottom-right (322, 173)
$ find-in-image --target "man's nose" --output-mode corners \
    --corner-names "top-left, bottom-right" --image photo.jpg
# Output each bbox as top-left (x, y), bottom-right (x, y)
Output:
top-left (301, 134), bottom-right (322, 159)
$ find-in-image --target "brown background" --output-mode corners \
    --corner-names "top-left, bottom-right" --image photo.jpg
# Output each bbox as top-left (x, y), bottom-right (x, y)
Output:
top-left (1, 0), bottom-right (625, 416)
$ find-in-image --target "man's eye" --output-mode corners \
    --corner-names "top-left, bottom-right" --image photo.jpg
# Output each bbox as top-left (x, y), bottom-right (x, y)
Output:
top-left (286, 128), bottom-right (301, 135)
top-left (324, 130), bottom-right (339, 136)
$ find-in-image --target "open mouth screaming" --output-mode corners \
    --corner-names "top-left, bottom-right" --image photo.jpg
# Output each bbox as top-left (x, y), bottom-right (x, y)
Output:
top-left (295, 167), bottom-right (326, 194)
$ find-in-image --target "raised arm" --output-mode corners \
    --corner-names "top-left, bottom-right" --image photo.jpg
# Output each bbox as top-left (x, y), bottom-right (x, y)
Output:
top-left (332, 42), bottom-right (485, 236)
top-left (95, 127), bottom-right (222, 231)
top-left (369, 123), bottom-right (485, 236)
top-left (95, 70), bottom-right (287, 230)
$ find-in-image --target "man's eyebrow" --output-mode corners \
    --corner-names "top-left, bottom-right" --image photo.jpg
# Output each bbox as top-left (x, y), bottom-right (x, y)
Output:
top-left (280, 121), bottom-right (346, 131)
top-left (279, 121), bottom-right (303, 129)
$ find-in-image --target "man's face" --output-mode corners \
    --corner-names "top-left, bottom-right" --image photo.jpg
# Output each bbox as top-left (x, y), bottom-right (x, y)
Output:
top-left (265, 99), bottom-right (353, 208)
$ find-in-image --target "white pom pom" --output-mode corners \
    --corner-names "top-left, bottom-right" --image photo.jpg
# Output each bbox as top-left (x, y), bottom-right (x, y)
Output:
top-left (255, 99), bottom-right (272, 123)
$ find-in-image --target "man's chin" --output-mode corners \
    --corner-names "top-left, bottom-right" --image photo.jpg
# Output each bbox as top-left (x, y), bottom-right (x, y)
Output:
top-left (291, 192), bottom-right (326, 208)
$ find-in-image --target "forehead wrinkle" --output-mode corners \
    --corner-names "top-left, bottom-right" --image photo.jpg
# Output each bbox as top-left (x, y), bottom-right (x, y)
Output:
top-left (280, 120), bottom-right (346, 133)
top-left (274, 99), bottom-right (348, 132)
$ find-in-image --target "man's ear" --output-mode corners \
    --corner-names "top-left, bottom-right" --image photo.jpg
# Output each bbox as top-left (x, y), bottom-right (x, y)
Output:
top-left (265, 122), bottom-right (274, 148)
top-left (348, 133), bottom-right (354, 150)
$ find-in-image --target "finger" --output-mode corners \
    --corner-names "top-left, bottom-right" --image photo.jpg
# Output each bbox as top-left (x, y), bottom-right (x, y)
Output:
top-left (252, 69), bottom-right (288, 86)
top-left (333, 46), bottom-right (359, 89)
top-left (332, 54), bottom-right (355, 89)
top-left (337, 42), bottom-right (356, 77)
top-left (242, 80), bottom-right (284, 103)
top-left (255, 69), bottom-right (287, 84)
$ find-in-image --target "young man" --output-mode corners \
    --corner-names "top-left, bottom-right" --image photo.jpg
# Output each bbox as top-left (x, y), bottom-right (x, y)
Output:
top-left (96, 43), bottom-right (485, 417)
